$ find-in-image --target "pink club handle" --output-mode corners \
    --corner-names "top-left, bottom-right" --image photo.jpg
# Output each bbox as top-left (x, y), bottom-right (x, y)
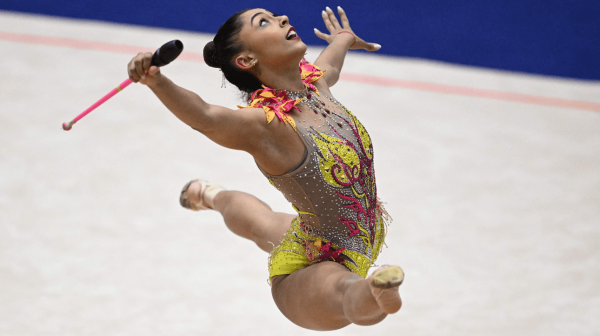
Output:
top-left (62, 40), bottom-right (183, 131)
top-left (74, 78), bottom-right (132, 123)
top-left (62, 78), bottom-right (132, 131)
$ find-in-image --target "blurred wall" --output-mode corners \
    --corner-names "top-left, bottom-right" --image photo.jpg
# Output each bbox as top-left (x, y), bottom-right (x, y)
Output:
top-left (2, 0), bottom-right (599, 80)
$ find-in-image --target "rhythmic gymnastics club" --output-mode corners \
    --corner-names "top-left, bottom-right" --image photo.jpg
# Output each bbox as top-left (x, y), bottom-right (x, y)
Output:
top-left (62, 40), bottom-right (184, 131)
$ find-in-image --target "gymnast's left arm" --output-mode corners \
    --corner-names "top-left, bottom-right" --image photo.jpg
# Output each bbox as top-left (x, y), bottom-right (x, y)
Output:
top-left (313, 6), bottom-right (381, 87)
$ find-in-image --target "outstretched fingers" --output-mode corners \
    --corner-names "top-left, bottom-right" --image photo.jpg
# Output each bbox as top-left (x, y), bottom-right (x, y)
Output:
top-left (325, 6), bottom-right (342, 29)
top-left (321, 9), bottom-right (335, 33)
top-left (364, 42), bottom-right (382, 51)
top-left (314, 27), bottom-right (330, 42)
top-left (337, 6), bottom-right (350, 28)
top-left (315, 7), bottom-right (381, 51)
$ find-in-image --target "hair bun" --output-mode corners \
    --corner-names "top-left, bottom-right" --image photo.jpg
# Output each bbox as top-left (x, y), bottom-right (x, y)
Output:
top-left (203, 41), bottom-right (220, 68)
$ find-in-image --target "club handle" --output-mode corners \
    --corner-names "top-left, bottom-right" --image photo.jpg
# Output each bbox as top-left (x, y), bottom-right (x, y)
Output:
top-left (62, 40), bottom-right (184, 131)
top-left (151, 40), bottom-right (184, 67)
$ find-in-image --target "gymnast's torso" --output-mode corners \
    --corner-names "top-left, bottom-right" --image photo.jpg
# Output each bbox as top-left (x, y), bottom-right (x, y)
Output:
top-left (252, 69), bottom-right (388, 276)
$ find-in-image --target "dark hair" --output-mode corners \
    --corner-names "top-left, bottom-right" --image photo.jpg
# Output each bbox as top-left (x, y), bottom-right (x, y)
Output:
top-left (204, 9), bottom-right (263, 100)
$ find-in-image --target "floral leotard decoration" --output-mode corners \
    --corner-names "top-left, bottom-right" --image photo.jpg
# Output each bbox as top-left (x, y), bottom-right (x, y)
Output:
top-left (237, 58), bottom-right (325, 130)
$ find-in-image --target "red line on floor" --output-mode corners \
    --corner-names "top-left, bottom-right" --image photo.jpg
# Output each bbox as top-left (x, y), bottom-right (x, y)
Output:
top-left (340, 73), bottom-right (600, 112)
top-left (1, 31), bottom-right (598, 112)
top-left (0, 31), bottom-right (204, 62)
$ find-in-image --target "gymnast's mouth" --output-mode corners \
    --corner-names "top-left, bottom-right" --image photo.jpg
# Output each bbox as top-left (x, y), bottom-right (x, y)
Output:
top-left (286, 27), bottom-right (299, 40)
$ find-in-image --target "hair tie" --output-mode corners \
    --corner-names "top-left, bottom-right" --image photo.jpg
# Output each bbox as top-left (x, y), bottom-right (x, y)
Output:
top-left (337, 31), bottom-right (356, 47)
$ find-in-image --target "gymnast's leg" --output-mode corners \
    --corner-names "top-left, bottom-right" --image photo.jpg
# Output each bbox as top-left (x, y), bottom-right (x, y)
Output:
top-left (213, 190), bottom-right (296, 252)
top-left (271, 262), bottom-right (403, 331)
top-left (181, 180), bottom-right (295, 253)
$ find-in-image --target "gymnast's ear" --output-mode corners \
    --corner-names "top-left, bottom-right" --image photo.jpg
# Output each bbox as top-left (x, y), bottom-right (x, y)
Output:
top-left (235, 54), bottom-right (257, 70)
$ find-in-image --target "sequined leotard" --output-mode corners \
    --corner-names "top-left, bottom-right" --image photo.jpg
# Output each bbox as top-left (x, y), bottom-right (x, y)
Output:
top-left (240, 60), bottom-right (389, 280)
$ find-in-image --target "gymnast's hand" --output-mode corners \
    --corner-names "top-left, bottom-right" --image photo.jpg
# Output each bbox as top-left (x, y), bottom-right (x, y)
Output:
top-left (127, 52), bottom-right (162, 86)
top-left (314, 6), bottom-right (381, 51)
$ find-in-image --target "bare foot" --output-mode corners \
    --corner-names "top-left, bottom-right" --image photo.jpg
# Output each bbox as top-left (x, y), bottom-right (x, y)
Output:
top-left (368, 265), bottom-right (404, 314)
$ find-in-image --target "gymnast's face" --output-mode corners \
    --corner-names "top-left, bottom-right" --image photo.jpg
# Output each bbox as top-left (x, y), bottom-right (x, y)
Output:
top-left (236, 8), bottom-right (307, 70)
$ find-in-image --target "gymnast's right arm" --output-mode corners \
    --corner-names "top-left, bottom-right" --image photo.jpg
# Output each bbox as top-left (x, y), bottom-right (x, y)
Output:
top-left (127, 52), bottom-right (266, 152)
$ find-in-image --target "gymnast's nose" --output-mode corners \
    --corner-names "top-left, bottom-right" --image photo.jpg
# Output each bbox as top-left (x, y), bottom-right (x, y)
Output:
top-left (279, 15), bottom-right (289, 27)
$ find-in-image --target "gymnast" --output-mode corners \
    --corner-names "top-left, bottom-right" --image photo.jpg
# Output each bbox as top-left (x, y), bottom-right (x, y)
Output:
top-left (127, 6), bottom-right (403, 330)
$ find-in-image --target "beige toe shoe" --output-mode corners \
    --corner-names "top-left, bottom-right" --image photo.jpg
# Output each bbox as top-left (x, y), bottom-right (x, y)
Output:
top-left (179, 179), bottom-right (225, 211)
